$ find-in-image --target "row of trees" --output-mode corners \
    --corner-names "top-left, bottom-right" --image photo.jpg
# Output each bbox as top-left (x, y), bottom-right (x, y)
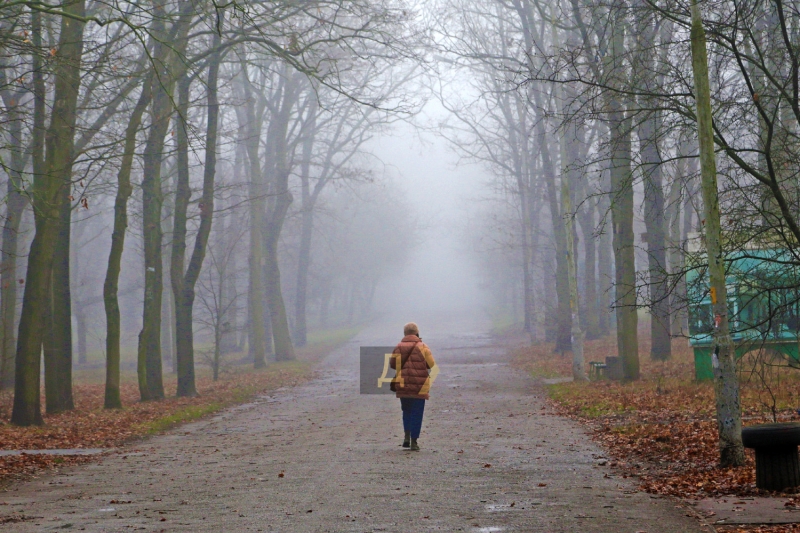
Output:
top-left (0, 0), bottom-right (421, 425)
top-left (436, 0), bottom-right (798, 468)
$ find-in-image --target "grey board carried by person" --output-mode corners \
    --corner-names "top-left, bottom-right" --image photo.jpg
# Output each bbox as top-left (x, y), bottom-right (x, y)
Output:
top-left (390, 322), bottom-right (438, 451)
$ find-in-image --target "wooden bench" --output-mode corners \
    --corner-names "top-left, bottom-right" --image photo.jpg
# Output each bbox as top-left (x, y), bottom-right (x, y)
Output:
top-left (588, 361), bottom-right (607, 380)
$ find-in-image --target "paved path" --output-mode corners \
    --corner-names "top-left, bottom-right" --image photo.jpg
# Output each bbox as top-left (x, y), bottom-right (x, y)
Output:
top-left (1, 317), bottom-right (703, 532)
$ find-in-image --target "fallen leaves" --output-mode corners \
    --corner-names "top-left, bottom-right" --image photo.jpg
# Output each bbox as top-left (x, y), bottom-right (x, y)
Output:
top-left (0, 513), bottom-right (31, 524)
top-left (512, 336), bottom-right (800, 506)
top-left (0, 363), bottom-right (312, 483)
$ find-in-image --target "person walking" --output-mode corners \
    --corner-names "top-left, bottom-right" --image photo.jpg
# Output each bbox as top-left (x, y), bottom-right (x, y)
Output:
top-left (390, 322), bottom-right (437, 451)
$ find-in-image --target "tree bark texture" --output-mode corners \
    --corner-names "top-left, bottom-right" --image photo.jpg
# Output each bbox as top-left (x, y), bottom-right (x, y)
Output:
top-left (552, 29), bottom-right (587, 378)
top-left (237, 69), bottom-right (269, 368)
top-left (607, 2), bottom-right (639, 380)
top-left (293, 96), bottom-right (317, 348)
top-left (0, 75), bottom-right (31, 389)
top-left (171, 75), bottom-right (194, 396)
top-left (12, 1), bottom-right (86, 425)
top-left (137, 1), bottom-right (193, 401)
top-left (690, 0), bottom-right (745, 467)
top-left (561, 135), bottom-right (587, 381)
top-left (535, 110), bottom-right (572, 353)
top-left (637, 0), bottom-right (671, 360)
top-left (263, 73), bottom-right (299, 362)
top-left (577, 199), bottom-right (599, 339)
top-left (138, 80), bottom-right (170, 401)
top-left (44, 194), bottom-right (74, 413)
top-left (610, 115), bottom-right (639, 381)
top-left (103, 83), bottom-right (149, 409)
top-left (172, 19), bottom-right (223, 397)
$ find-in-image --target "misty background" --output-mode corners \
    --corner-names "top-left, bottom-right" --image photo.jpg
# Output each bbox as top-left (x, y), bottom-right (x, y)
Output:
top-left (6, 0), bottom-right (798, 429)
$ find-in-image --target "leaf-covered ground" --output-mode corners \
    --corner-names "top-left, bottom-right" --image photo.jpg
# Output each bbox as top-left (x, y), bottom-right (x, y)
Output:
top-left (0, 327), bottom-right (357, 485)
top-left (511, 334), bottom-right (800, 532)
top-left (0, 360), bottom-right (313, 484)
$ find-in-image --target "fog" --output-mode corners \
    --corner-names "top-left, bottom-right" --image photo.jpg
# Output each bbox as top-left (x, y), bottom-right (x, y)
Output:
top-left (5, 0), bottom-right (791, 501)
top-left (368, 103), bottom-right (489, 327)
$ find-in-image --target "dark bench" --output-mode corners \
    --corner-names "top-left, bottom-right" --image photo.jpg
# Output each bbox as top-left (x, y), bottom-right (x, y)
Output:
top-left (742, 422), bottom-right (800, 491)
top-left (588, 361), bottom-right (607, 380)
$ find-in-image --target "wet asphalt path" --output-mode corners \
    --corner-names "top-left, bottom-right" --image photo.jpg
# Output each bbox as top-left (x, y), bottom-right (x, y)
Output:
top-left (2, 316), bottom-right (703, 532)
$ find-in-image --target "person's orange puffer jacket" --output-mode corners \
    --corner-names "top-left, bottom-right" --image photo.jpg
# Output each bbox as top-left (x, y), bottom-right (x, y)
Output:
top-left (390, 334), bottom-right (436, 399)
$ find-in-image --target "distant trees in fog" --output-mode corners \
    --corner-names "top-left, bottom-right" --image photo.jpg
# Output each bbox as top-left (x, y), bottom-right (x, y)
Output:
top-left (0, 0), bottom-right (421, 425)
top-left (434, 0), bottom-right (800, 386)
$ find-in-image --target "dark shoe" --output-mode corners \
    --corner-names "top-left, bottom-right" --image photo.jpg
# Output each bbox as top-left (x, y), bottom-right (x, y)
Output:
top-left (410, 439), bottom-right (420, 451)
top-left (402, 431), bottom-right (410, 448)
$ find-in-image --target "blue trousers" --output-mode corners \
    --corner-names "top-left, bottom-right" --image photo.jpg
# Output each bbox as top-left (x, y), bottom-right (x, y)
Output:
top-left (400, 398), bottom-right (426, 439)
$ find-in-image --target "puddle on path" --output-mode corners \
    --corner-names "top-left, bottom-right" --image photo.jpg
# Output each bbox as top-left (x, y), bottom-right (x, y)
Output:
top-left (485, 503), bottom-right (521, 512)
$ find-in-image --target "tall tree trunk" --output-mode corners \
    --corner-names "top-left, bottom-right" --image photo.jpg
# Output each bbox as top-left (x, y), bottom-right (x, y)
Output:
top-left (520, 198), bottom-right (534, 340)
top-left (45, 191), bottom-right (74, 413)
top-left (263, 205), bottom-right (295, 363)
top-left (552, 15), bottom-right (587, 377)
top-left (512, 1), bottom-right (570, 351)
top-left (0, 88), bottom-right (30, 389)
top-left (607, 1), bottom-right (639, 380)
top-left (677, 154), bottom-right (699, 335)
top-left (0, 199), bottom-right (24, 390)
top-left (213, 191), bottom-right (230, 356)
top-left (1, 10), bottom-right (41, 390)
top-left (577, 201), bottom-right (599, 339)
top-left (137, 1), bottom-right (193, 401)
top-left (293, 97), bottom-right (317, 348)
top-left (161, 176), bottom-right (176, 373)
top-left (171, 75), bottom-right (193, 395)
top-left (527, 186), bottom-right (542, 339)
top-left (642, 137), bottom-right (671, 360)
top-left (597, 192), bottom-right (613, 336)
top-left (668, 134), bottom-right (690, 337)
top-left (263, 73), bottom-right (299, 362)
top-left (12, 1), bottom-right (86, 425)
top-left (294, 207), bottom-right (313, 348)
top-left (173, 20), bottom-right (223, 397)
top-left (138, 90), bottom-right (170, 401)
top-left (225, 145), bottom-right (246, 353)
top-left (503, 83), bottom-right (534, 342)
top-left (667, 152), bottom-right (684, 337)
top-left (103, 83), bottom-right (149, 409)
top-left (222, 238), bottom-right (238, 353)
top-left (537, 113), bottom-right (572, 353)
top-left (637, 0), bottom-right (671, 360)
top-left (690, 0), bottom-right (745, 467)
top-left (609, 115), bottom-right (638, 380)
top-left (561, 130), bottom-right (587, 381)
top-left (237, 70), bottom-right (269, 368)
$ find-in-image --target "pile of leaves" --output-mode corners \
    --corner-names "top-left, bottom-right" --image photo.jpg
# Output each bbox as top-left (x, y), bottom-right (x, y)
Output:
top-left (511, 336), bottom-right (800, 501)
top-left (0, 361), bottom-right (312, 484)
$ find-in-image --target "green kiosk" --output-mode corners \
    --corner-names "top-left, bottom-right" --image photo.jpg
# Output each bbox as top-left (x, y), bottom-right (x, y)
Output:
top-left (687, 239), bottom-right (800, 380)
